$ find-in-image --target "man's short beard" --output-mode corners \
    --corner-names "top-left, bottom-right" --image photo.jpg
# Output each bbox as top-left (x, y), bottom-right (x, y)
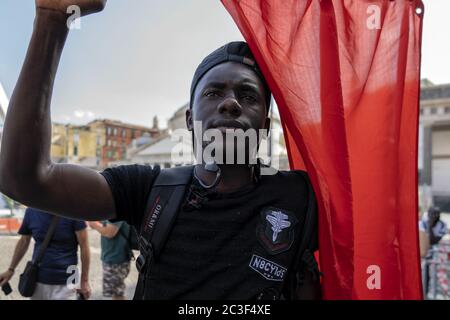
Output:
top-left (193, 121), bottom-right (265, 165)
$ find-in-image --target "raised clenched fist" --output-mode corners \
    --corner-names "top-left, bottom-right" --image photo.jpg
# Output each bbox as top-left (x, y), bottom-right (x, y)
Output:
top-left (36, 0), bottom-right (107, 17)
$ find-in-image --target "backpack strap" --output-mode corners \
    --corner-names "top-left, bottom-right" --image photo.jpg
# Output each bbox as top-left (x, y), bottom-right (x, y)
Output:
top-left (134, 165), bottom-right (195, 300)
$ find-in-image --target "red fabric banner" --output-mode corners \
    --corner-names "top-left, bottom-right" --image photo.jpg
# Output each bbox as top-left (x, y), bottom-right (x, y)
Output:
top-left (222, 0), bottom-right (424, 299)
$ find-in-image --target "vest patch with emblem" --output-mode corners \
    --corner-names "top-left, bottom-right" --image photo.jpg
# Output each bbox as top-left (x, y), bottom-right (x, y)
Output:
top-left (257, 206), bottom-right (298, 255)
top-left (249, 254), bottom-right (287, 282)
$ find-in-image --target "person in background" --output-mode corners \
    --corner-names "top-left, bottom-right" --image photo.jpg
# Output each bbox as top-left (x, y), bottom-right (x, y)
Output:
top-left (419, 206), bottom-right (449, 296)
top-left (419, 207), bottom-right (448, 254)
top-left (0, 208), bottom-right (91, 300)
top-left (88, 221), bottom-right (132, 300)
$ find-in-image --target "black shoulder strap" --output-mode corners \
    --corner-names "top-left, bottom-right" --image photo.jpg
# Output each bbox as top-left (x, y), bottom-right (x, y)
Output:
top-left (33, 215), bottom-right (60, 264)
top-left (134, 165), bottom-right (194, 300)
top-left (136, 165), bottom-right (194, 272)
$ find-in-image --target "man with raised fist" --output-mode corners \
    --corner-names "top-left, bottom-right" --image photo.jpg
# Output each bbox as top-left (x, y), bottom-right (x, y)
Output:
top-left (0, 1), bottom-right (320, 300)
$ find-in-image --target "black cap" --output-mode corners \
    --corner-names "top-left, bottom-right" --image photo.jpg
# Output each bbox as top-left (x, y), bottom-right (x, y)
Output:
top-left (190, 41), bottom-right (271, 113)
top-left (428, 206), bottom-right (441, 215)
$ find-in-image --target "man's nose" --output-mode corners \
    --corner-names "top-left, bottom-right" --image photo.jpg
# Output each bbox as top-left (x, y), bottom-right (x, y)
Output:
top-left (217, 96), bottom-right (242, 117)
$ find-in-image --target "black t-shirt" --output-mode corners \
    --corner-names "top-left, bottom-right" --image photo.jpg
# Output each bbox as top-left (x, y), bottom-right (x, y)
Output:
top-left (101, 164), bottom-right (316, 299)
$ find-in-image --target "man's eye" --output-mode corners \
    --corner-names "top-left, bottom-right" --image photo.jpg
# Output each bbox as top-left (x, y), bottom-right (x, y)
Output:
top-left (242, 95), bottom-right (257, 102)
top-left (205, 91), bottom-right (220, 97)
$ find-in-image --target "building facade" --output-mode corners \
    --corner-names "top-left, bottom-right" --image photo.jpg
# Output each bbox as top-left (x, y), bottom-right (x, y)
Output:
top-left (50, 119), bottom-right (161, 169)
top-left (419, 80), bottom-right (450, 211)
top-left (68, 125), bottom-right (100, 167)
top-left (50, 123), bottom-right (69, 163)
top-left (88, 119), bottom-right (160, 167)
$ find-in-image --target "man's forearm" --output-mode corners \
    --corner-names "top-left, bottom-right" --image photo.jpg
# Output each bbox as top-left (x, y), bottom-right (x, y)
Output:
top-left (9, 238), bottom-right (30, 271)
top-left (0, 9), bottom-right (69, 198)
top-left (80, 245), bottom-right (90, 283)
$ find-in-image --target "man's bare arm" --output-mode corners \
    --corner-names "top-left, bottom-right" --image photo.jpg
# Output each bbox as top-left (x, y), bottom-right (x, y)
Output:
top-left (88, 221), bottom-right (119, 238)
top-left (0, 235), bottom-right (31, 286)
top-left (76, 229), bottom-right (92, 299)
top-left (0, 1), bottom-right (115, 221)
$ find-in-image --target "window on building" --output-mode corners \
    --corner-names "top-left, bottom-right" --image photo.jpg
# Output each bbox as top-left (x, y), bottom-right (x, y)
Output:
top-left (131, 130), bottom-right (135, 139)
top-left (164, 163), bottom-right (171, 168)
top-left (420, 108), bottom-right (424, 115)
top-left (74, 146), bottom-right (78, 156)
top-left (107, 151), bottom-right (112, 158)
top-left (107, 127), bottom-right (111, 136)
top-left (114, 128), bottom-right (118, 136)
top-left (445, 107), bottom-right (450, 114)
top-left (430, 108), bottom-right (437, 115)
top-left (122, 130), bottom-right (126, 138)
top-left (73, 128), bottom-right (79, 144)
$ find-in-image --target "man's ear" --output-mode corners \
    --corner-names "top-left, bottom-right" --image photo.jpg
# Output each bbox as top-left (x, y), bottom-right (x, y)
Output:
top-left (186, 107), bottom-right (193, 131)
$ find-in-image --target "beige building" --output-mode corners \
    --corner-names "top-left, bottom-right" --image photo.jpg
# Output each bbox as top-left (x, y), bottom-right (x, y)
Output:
top-left (50, 123), bottom-right (100, 167)
top-left (50, 119), bottom-right (161, 169)
top-left (67, 125), bottom-right (101, 167)
top-left (50, 123), bottom-right (68, 162)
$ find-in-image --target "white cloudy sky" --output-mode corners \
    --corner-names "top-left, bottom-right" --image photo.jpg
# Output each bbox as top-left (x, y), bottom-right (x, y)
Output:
top-left (0, 0), bottom-right (448, 128)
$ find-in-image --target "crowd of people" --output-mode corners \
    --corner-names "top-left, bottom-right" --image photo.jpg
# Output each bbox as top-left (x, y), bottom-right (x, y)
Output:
top-left (1, 205), bottom-right (448, 300)
top-left (0, 207), bottom-right (133, 300)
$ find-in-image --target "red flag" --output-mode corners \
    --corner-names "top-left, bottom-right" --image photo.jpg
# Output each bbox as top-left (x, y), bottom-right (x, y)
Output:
top-left (222, 0), bottom-right (424, 299)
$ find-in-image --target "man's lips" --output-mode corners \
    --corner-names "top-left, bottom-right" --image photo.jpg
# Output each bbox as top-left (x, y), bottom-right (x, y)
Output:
top-left (207, 120), bottom-right (247, 131)
top-left (212, 126), bottom-right (245, 133)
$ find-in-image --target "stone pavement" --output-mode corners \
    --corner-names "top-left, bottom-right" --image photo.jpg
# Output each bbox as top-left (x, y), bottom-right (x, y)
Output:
top-left (0, 229), bottom-right (138, 300)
